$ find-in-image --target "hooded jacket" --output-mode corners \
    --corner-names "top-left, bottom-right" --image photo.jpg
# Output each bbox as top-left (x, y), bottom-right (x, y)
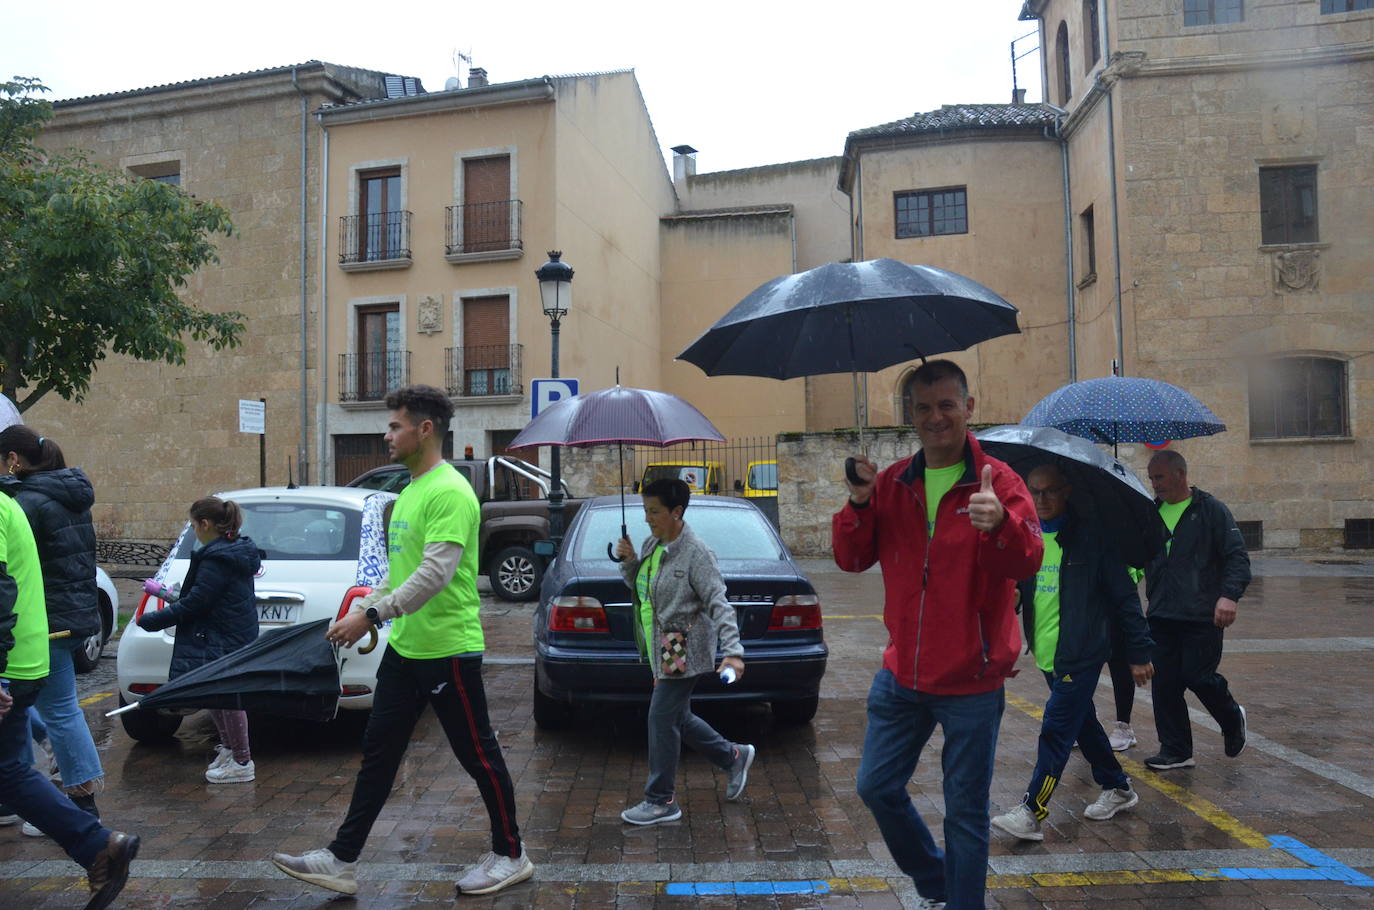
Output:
top-left (1016, 510), bottom-right (1152, 677)
top-left (0, 468), bottom-right (100, 639)
top-left (832, 432), bottom-right (1043, 695)
top-left (138, 534), bottom-right (262, 679)
top-left (1144, 486), bottom-right (1251, 623)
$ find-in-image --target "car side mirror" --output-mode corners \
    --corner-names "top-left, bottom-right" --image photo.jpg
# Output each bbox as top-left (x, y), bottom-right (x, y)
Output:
top-left (533, 540), bottom-right (556, 558)
top-left (733, 479), bottom-right (743, 492)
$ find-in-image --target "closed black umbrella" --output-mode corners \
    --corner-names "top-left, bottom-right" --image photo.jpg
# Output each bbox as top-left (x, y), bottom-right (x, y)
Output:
top-left (107, 618), bottom-right (341, 722)
top-left (976, 424), bottom-right (1165, 569)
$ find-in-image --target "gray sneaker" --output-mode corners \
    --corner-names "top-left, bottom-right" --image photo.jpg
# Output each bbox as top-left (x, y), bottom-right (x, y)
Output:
top-left (271, 847), bottom-right (358, 895)
top-left (725, 744), bottom-right (755, 801)
top-left (620, 799), bottom-right (682, 825)
top-left (455, 847), bottom-right (534, 895)
top-left (991, 803), bottom-right (1043, 842)
top-left (1084, 786), bottom-right (1139, 821)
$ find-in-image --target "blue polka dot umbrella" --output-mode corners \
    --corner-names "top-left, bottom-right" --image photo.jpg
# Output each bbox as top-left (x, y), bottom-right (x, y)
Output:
top-left (1022, 376), bottom-right (1226, 446)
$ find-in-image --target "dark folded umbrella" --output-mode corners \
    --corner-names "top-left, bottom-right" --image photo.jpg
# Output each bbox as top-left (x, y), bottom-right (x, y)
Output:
top-left (107, 618), bottom-right (340, 721)
top-left (977, 424), bottom-right (1166, 569)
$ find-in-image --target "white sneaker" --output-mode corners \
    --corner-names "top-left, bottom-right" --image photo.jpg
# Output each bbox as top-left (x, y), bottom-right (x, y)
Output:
top-left (22, 821), bottom-right (44, 837)
top-left (1108, 722), bottom-right (1137, 752)
top-left (912, 899), bottom-right (946, 910)
top-left (455, 847), bottom-right (535, 895)
top-left (208, 745), bottom-right (233, 771)
top-left (1084, 786), bottom-right (1139, 820)
top-left (271, 847), bottom-right (358, 895)
top-left (206, 759), bottom-right (255, 783)
top-left (990, 803), bottom-right (1043, 842)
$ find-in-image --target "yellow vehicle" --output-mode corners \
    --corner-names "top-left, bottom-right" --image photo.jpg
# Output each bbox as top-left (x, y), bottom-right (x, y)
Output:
top-left (638, 461), bottom-right (725, 495)
top-left (741, 460), bottom-right (778, 498)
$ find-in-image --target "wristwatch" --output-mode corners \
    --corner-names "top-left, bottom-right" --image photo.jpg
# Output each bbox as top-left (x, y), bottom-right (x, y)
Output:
top-left (364, 606), bottom-right (382, 627)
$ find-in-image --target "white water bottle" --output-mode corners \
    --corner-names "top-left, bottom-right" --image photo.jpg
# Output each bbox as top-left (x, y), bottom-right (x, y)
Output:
top-left (720, 666), bottom-right (737, 685)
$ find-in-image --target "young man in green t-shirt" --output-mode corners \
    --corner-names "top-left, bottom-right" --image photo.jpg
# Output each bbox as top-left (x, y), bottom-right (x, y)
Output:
top-left (273, 386), bottom-right (532, 898)
top-left (1, 487), bottom-right (139, 910)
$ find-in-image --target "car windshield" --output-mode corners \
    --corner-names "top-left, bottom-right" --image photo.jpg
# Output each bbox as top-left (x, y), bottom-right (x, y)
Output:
top-left (351, 470), bottom-right (406, 492)
top-left (747, 463), bottom-right (778, 491)
top-left (174, 502), bottom-right (364, 561)
top-left (575, 503), bottom-right (781, 562)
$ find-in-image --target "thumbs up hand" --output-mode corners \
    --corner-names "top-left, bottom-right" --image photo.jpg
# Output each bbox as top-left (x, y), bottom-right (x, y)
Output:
top-left (968, 464), bottom-right (1005, 533)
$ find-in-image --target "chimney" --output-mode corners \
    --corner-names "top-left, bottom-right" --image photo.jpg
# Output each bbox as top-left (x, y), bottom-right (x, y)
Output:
top-left (671, 145), bottom-right (698, 185)
top-left (1012, 88), bottom-right (1027, 104)
top-left (468, 67), bottom-right (488, 88)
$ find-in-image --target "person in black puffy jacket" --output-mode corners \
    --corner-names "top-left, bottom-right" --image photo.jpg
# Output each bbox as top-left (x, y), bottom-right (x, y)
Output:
top-left (137, 497), bottom-right (262, 783)
top-left (0, 426), bottom-right (105, 827)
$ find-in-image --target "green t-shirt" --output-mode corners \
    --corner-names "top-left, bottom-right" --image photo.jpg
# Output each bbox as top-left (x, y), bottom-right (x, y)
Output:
top-left (0, 493), bottom-right (49, 680)
top-left (386, 463), bottom-right (484, 659)
top-left (635, 544), bottom-right (665, 657)
top-left (924, 462), bottom-right (966, 537)
top-left (1159, 496), bottom-right (1193, 554)
top-left (1032, 530), bottom-right (1063, 673)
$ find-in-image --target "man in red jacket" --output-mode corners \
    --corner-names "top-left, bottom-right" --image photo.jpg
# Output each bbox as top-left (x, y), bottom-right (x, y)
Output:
top-left (834, 360), bottom-right (1042, 910)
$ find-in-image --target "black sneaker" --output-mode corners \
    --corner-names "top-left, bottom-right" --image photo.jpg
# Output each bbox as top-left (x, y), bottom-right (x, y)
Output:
top-left (1224, 705), bottom-right (1247, 758)
top-left (1144, 753), bottom-right (1196, 771)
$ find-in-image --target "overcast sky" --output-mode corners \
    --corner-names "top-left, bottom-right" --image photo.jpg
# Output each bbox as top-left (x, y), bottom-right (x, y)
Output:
top-left (5, 0), bottom-right (1044, 174)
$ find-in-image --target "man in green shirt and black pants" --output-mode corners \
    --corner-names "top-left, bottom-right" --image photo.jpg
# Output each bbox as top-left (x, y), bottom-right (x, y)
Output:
top-left (1142, 449), bottom-right (1251, 771)
top-left (273, 386), bottom-right (532, 897)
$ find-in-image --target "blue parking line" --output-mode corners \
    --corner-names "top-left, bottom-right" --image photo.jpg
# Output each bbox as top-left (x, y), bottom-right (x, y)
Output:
top-left (663, 880), bottom-right (830, 896)
top-left (1193, 836), bottom-right (1374, 887)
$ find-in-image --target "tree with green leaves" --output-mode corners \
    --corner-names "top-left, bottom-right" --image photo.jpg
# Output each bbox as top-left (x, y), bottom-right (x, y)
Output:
top-left (1, 76), bottom-right (244, 413)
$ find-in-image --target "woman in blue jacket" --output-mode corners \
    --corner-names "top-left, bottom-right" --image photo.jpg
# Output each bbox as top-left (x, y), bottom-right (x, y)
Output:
top-left (137, 497), bottom-right (262, 783)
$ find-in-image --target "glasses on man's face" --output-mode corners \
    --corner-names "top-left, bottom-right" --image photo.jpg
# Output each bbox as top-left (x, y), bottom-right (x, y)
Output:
top-left (1028, 484), bottom-right (1068, 499)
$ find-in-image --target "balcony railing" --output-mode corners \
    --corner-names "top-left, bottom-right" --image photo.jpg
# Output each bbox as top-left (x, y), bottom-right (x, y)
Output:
top-left (445, 200), bottom-right (523, 255)
top-left (339, 351), bottom-right (410, 402)
top-left (339, 211), bottom-right (412, 265)
top-left (446, 344), bottom-right (522, 397)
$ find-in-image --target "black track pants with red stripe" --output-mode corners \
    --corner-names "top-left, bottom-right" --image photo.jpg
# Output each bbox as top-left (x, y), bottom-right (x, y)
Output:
top-left (329, 645), bottom-right (521, 862)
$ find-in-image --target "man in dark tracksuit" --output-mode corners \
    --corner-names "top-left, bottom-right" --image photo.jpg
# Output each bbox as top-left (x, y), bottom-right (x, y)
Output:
top-left (991, 464), bottom-right (1154, 842)
top-left (1143, 449), bottom-right (1251, 770)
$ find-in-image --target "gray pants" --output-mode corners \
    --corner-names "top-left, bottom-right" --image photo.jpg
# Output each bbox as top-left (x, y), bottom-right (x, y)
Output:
top-left (645, 674), bottom-right (736, 804)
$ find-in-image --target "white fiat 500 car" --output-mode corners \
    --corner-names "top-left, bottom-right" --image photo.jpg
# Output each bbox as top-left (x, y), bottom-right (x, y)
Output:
top-left (115, 486), bottom-right (395, 742)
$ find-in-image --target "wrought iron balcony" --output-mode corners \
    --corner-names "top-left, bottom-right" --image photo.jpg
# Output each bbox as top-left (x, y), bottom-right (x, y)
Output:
top-left (445, 200), bottom-right (523, 257)
top-left (339, 211), bottom-right (412, 266)
top-left (339, 351), bottom-right (410, 402)
top-left (445, 344), bottom-right (522, 397)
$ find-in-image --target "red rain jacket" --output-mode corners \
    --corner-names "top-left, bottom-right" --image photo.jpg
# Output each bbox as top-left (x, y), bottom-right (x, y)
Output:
top-left (832, 433), bottom-right (1043, 695)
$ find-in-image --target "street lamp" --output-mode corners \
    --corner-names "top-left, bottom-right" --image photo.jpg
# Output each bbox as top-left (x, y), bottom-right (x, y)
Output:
top-left (536, 250), bottom-right (574, 550)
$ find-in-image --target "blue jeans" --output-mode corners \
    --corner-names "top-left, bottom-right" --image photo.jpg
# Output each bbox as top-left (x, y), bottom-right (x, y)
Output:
top-left (1025, 666), bottom-right (1128, 820)
top-left (0, 678), bottom-right (109, 867)
top-left (30, 641), bottom-right (104, 788)
top-left (856, 669), bottom-right (1003, 910)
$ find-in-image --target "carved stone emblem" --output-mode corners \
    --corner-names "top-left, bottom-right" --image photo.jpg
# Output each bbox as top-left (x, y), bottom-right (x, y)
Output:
top-left (1273, 249), bottom-right (1319, 293)
top-left (417, 295), bottom-right (443, 334)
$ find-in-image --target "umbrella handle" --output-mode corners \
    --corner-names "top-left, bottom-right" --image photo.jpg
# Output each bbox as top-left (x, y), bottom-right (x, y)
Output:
top-left (607, 522), bottom-right (628, 563)
top-left (357, 626), bottom-right (379, 655)
top-left (48, 630), bottom-right (72, 640)
top-left (607, 542), bottom-right (624, 563)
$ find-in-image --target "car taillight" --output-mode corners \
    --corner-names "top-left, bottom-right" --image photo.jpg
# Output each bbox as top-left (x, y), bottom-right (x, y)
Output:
top-left (129, 683), bottom-right (162, 695)
top-left (133, 593), bottom-right (166, 621)
top-left (549, 596), bottom-right (609, 632)
top-left (336, 585), bottom-right (373, 622)
top-left (769, 594), bottom-right (822, 631)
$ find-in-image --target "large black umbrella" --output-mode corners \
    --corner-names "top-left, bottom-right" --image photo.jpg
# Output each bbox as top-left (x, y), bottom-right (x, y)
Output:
top-left (508, 384), bottom-right (725, 559)
top-left (976, 424), bottom-right (1165, 569)
top-left (106, 619), bottom-right (341, 722)
top-left (678, 258), bottom-right (1020, 380)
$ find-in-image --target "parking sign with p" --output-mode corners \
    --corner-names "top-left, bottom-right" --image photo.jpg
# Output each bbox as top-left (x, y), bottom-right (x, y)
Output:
top-left (531, 378), bottom-right (580, 419)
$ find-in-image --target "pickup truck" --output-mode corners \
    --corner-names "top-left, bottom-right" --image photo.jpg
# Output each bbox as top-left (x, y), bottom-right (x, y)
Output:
top-left (346, 455), bottom-right (583, 601)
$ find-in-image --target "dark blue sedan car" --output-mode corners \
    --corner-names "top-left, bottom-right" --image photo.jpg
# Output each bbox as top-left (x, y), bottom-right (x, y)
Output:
top-left (533, 495), bottom-right (828, 729)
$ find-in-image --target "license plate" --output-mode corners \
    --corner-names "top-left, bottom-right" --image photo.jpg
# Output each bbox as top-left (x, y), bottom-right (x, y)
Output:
top-left (257, 603), bottom-right (301, 624)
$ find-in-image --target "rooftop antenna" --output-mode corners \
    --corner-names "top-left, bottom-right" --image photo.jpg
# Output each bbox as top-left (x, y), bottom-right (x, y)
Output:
top-left (446, 48), bottom-right (473, 91)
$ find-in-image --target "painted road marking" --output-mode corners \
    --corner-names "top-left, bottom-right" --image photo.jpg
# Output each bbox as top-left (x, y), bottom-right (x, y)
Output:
top-left (664, 880), bottom-right (828, 895)
top-left (79, 691), bottom-right (114, 708)
top-left (1005, 693), bottom-right (1270, 848)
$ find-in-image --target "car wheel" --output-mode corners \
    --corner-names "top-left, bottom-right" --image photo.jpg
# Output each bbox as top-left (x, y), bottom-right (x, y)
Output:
top-left (532, 681), bottom-right (570, 730)
top-left (117, 693), bottom-right (183, 742)
top-left (490, 546), bottom-right (542, 602)
top-left (72, 593), bottom-right (114, 674)
top-left (771, 694), bottom-right (819, 725)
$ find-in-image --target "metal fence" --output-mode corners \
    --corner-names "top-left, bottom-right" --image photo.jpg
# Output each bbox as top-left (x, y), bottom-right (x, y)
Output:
top-left (445, 200), bottom-right (523, 255)
top-left (339, 211), bottom-right (412, 264)
top-left (629, 436), bottom-right (778, 497)
top-left (339, 351), bottom-right (410, 402)
top-left (445, 344), bottom-right (523, 397)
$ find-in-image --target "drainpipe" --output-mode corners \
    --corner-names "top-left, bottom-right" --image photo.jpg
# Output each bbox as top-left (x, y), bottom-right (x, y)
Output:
top-left (291, 66), bottom-right (310, 483)
top-left (1101, 1), bottom-right (1127, 373)
top-left (317, 114), bottom-right (331, 484)
top-left (853, 157), bottom-right (867, 430)
top-left (1054, 115), bottom-right (1077, 383)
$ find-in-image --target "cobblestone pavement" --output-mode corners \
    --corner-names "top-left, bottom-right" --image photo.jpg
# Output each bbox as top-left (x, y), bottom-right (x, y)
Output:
top-left (2, 559), bottom-right (1373, 908)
